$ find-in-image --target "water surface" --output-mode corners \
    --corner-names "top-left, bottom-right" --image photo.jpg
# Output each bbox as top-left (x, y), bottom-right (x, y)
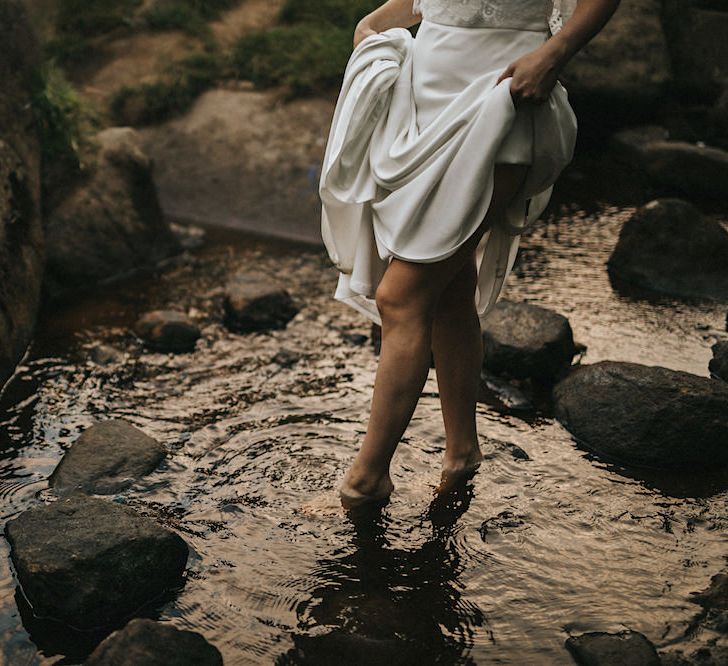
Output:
top-left (1, 207), bottom-right (727, 664)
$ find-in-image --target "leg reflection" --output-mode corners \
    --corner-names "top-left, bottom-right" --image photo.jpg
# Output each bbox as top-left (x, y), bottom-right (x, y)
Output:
top-left (278, 478), bottom-right (490, 664)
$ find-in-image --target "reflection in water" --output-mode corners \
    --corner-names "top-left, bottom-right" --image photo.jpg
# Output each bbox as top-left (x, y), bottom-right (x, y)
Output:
top-left (281, 482), bottom-right (484, 664)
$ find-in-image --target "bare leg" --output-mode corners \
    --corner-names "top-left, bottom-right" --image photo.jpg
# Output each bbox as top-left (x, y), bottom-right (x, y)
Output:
top-left (340, 164), bottom-right (529, 507)
top-left (431, 254), bottom-right (484, 491)
top-left (432, 163), bottom-right (529, 492)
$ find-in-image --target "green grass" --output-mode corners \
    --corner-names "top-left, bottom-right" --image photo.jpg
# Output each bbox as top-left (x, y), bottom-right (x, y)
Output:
top-left (232, 0), bottom-right (381, 97)
top-left (233, 23), bottom-right (355, 96)
top-left (48, 0), bottom-right (143, 63)
top-left (143, 0), bottom-right (240, 37)
top-left (30, 62), bottom-right (98, 201)
top-left (110, 52), bottom-right (222, 125)
top-left (278, 0), bottom-right (380, 28)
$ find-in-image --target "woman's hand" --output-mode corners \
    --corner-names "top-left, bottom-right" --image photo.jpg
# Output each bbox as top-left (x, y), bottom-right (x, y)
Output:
top-left (353, 18), bottom-right (378, 48)
top-left (496, 46), bottom-right (561, 107)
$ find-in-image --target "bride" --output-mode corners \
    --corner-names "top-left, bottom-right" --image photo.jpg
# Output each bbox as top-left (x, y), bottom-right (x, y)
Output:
top-left (319, 0), bottom-right (621, 508)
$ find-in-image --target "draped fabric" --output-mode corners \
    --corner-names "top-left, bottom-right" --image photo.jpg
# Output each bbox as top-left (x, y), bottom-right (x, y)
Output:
top-left (319, 20), bottom-right (577, 329)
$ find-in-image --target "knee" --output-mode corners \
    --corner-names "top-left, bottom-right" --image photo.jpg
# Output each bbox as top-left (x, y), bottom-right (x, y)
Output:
top-left (375, 279), bottom-right (436, 325)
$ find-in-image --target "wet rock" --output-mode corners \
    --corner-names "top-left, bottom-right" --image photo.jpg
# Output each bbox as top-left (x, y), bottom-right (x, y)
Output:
top-left (611, 129), bottom-right (728, 201)
top-left (690, 573), bottom-right (728, 611)
top-left (272, 348), bottom-right (301, 368)
top-left (480, 300), bottom-right (577, 381)
top-left (477, 372), bottom-right (534, 414)
top-left (49, 419), bottom-right (165, 496)
top-left (134, 310), bottom-right (201, 353)
top-left (0, 0), bottom-right (44, 389)
top-left (607, 199), bottom-right (728, 301)
top-left (553, 361), bottom-right (728, 471)
top-left (709, 341), bottom-right (728, 382)
top-left (660, 646), bottom-right (728, 666)
top-left (223, 271), bottom-right (298, 334)
top-left (45, 127), bottom-right (180, 299)
top-left (89, 344), bottom-right (124, 365)
top-left (565, 630), bottom-right (660, 666)
top-left (4, 495), bottom-right (188, 629)
top-left (84, 618), bottom-right (222, 666)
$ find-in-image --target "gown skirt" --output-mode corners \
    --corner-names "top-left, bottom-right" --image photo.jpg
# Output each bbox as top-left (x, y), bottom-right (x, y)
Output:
top-left (318, 18), bottom-right (578, 329)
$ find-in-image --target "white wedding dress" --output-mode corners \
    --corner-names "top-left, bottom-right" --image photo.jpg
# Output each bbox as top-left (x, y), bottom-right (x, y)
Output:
top-left (319, 0), bottom-right (578, 329)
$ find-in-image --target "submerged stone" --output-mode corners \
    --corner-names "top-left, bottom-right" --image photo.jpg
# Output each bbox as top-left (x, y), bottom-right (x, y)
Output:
top-left (134, 310), bottom-right (201, 353)
top-left (223, 271), bottom-right (298, 333)
top-left (84, 618), bottom-right (222, 665)
top-left (553, 361), bottom-right (728, 471)
top-left (49, 419), bottom-right (165, 496)
top-left (565, 630), bottom-right (661, 666)
top-left (4, 496), bottom-right (188, 629)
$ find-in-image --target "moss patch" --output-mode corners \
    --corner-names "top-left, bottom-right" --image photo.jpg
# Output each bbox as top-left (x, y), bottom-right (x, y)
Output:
top-left (110, 52), bottom-right (222, 125)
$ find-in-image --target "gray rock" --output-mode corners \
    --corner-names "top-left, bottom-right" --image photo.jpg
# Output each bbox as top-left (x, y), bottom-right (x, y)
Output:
top-left (478, 372), bottom-right (534, 414)
top-left (480, 300), bottom-right (577, 381)
top-left (565, 630), bottom-right (660, 666)
top-left (4, 496), bottom-right (188, 629)
top-left (0, 0), bottom-right (44, 390)
top-left (134, 310), bottom-right (201, 353)
top-left (553, 361), bottom-right (728, 470)
top-left (84, 618), bottom-right (222, 666)
top-left (89, 344), bottom-right (124, 365)
top-left (660, 647), bottom-right (728, 666)
top-left (223, 272), bottom-right (298, 334)
top-left (611, 129), bottom-right (728, 201)
top-left (709, 341), bottom-right (728, 381)
top-left (607, 199), bottom-right (728, 301)
top-left (45, 127), bottom-right (179, 299)
top-left (49, 419), bottom-right (165, 496)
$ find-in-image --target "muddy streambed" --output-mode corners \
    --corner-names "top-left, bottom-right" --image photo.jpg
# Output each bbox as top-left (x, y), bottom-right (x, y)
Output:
top-left (1, 206), bottom-right (727, 665)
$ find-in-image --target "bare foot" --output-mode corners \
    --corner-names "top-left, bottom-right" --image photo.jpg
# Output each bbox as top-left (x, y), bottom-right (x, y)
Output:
top-left (436, 446), bottom-right (483, 494)
top-left (339, 471), bottom-right (395, 510)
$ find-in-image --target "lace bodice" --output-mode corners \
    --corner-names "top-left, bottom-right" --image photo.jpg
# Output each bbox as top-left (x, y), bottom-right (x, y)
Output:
top-left (412, 0), bottom-right (577, 33)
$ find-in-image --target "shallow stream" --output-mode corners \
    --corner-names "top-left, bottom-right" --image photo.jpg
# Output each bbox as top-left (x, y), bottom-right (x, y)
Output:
top-left (1, 204), bottom-right (727, 664)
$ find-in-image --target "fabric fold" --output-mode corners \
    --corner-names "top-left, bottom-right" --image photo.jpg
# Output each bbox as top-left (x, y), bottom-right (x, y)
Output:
top-left (319, 21), bottom-right (577, 330)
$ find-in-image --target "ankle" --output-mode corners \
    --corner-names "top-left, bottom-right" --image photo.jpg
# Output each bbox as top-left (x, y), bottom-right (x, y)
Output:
top-left (443, 441), bottom-right (482, 465)
top-left (342, 462), bottom-right (392, 496)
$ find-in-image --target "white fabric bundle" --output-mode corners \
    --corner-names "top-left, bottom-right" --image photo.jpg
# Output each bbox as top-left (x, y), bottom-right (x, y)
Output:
top-left (319, 22), bottom-right (577, 328)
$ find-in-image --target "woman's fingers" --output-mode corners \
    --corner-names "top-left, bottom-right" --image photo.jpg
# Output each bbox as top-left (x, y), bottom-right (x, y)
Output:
top-left (496, 63), bottom-right (515, 85)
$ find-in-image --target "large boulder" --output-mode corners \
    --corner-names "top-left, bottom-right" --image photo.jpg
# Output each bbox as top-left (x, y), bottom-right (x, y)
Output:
top-left (565, 630), bottom-right (660, 666)
top-left (553, 361), bottom-right (728, 470)
top-left (710, 341), bottom-right (728, 382)
top-left (663, 2), bottom-right (728, 93)
top-left (48, 419), bottom-right (166, 496)
top-left (4, 496), bottom-right (189, 629)
top-left (480, 300), bottom-right (577, 381)
top-left (44, 127), bottom-right (179, 299)
top-left (607, 199), bottom-right (728, 301)
top-left (560, 0), bottom-right (671, 127)
top-left (611, 128), bottom-right (728, 202)
top-left (84, 618), bottom-right (223, 666)
top-left (0, 0), bottom-right (45, 389)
